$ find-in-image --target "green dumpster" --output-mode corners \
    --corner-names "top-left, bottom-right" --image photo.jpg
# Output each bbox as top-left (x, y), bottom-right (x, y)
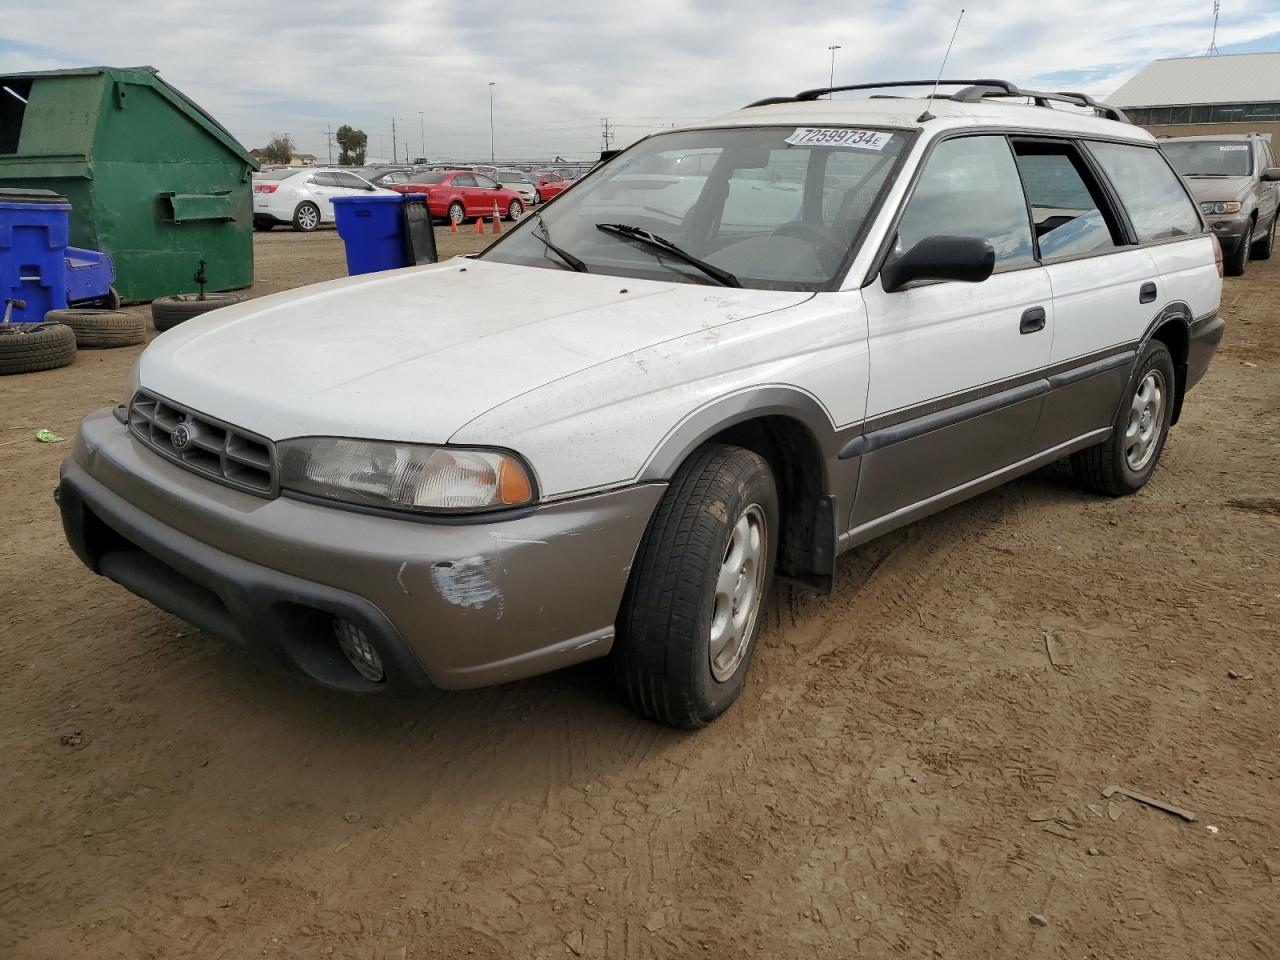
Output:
top-left (0, 65), bottom-right (256, 302)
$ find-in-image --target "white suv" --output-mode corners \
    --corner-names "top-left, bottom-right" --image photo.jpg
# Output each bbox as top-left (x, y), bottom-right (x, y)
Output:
top-left (59, 80), bottom-right (1223, 727)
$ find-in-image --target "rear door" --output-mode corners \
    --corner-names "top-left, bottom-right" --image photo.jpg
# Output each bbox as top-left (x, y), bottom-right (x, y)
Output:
top-left (451, 174), bottom-right (480, 215)
top-left (307, 172), bottom-right (342, 220)
top-left (1012, 138), bottom-right (1159, 451)
top-left (854, 133), bottom-right (1053, 531)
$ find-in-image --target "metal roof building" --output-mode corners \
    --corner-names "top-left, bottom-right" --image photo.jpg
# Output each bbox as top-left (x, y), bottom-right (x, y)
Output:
top-left (1108, 52), bottom-right (1280, 139)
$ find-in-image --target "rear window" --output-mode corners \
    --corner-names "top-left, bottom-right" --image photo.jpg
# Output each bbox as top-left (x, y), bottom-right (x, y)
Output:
top-left (409, 172), bottom-right (447, 184)
top-left (1089, 141), bottom-right (1202, 243)
top-left (254, 170), bottom-right (293, 182)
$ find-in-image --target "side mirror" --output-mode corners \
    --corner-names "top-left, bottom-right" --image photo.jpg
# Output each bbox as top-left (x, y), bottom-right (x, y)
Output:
top-left (1262, 167), bottom-right (1280, 182)
top-left (881, 235), bottom-right (996, 292)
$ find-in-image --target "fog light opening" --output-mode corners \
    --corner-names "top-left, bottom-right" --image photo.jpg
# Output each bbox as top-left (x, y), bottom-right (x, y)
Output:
top-left (333, 618), bottom-right (385, 682)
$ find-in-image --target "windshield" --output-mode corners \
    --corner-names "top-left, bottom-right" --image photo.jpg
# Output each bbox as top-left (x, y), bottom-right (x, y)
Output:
top-left (409, 171), bottom-right (448, 184)
top-left (1162, 140), bottom-right (1252, 177)
top-left (497, 172), bottom-right (528, 184)
top-left (480, 126), bottom-right (908, 290)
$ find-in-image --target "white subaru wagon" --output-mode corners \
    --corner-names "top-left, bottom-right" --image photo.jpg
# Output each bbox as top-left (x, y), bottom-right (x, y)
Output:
top-left (59, 80), bottom-right (1224, 727)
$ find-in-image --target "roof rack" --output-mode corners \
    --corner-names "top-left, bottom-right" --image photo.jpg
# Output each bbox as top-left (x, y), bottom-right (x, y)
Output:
top-left (743, 79), bottom-right (1130, 124)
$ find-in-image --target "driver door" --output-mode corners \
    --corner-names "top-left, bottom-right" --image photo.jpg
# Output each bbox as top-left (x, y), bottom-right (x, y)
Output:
top-left (853, 134), bottom-right (1054, 531)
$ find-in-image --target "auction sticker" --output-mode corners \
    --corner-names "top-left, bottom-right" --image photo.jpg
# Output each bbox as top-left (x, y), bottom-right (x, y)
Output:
top-left (785, 127), bottom-right (892, 150)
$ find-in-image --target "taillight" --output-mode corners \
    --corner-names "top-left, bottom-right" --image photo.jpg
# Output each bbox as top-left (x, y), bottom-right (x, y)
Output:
top-left (1211, 234), bottom-right (1223, 278)
top-left (254, 183), bottom-right (278, 194)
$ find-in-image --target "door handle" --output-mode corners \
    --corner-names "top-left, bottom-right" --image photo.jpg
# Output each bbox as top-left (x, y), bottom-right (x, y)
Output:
top-left (1020, 306), bottom-right (1047, 335)
top-left (1139, 281), bottom-right (1157, 304)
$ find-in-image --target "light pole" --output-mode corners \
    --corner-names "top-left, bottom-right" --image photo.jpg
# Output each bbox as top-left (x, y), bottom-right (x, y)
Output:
top-left (827, 44), bottom-right (842, 97)
top-left (488, 82), bottom-right (496, 164)
top-left (418, 110), bottom-right (426, 162)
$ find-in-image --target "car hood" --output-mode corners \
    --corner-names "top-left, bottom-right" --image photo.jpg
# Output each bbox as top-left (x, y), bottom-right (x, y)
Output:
top-left (138, 259), bottom-right (810, 443)
top-left (1183, 175), bottom-right (1253, 203)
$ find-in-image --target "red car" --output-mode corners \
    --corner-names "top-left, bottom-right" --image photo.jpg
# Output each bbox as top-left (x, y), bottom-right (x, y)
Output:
top-left (533, 172), bottom-right (573, 202)
top-left (390, 170), bottom-right (526, 225)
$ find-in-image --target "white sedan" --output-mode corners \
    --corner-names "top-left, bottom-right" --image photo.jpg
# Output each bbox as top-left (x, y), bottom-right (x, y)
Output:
top-left (495, 169), bottom-right (539, 205)
top-left (252, 169), bottom-right (399, 232)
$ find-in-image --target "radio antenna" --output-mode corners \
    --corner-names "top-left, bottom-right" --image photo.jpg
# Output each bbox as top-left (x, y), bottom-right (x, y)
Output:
top-left (918, 8), bottom-right (965, 122)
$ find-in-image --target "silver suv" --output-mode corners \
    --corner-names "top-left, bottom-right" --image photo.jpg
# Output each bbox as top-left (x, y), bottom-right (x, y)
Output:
top-left (1161, 132), bottom-right (1280, 275)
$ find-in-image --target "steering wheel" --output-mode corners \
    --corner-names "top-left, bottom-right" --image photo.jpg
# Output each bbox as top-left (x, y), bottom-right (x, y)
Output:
top-left (771, 221), bottom-right (848, 274)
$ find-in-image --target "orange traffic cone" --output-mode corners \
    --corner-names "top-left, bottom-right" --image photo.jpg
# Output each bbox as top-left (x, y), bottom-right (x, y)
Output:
top-left (450, 217), bottom-right (458, 234)
top-left (473, 215), bottom-right (485, 235)
top-left (491, 202), bottom-right (503, 234)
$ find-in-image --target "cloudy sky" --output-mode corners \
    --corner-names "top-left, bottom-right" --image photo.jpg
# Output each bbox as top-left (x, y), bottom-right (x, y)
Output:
top-left (5, 0), bottom-right (1280, 163)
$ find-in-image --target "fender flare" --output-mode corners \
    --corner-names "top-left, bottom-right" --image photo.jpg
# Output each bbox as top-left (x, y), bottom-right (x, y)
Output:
top-left (1136, 301), bottom-right (1193, 424)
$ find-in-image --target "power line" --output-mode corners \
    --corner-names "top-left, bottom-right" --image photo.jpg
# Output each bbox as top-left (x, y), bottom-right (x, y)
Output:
top-left (600, 116), bottom-right (614, 152)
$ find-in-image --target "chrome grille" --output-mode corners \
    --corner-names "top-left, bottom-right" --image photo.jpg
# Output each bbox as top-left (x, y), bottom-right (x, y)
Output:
top-left (127, 390), bottom-right (277, 497)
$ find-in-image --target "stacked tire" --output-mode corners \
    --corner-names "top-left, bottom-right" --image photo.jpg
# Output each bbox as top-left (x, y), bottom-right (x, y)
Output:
top-left (45, 308), bottom-right (146, 348)
top-left (0, 323), bottom-right (78, 375)
top-left (151, 292), bottom-right (243, 331)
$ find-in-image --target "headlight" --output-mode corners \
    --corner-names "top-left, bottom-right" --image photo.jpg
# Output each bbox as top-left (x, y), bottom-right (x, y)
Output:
top-left (278, 437), bottom-right (535, 514)
top-left (1200, 201), bottom-right (1242, 215)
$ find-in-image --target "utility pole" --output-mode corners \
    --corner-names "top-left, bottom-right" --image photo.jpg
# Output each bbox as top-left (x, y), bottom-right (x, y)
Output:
top-left (1206, 0), bottom-right (1221, 55)
top-left (390, 117), bottom-right (398, 163)
top-left (418, 110), bottom-right (426, 162)
top-left (325, 125), bottom-right (333, 165)
top-left (600, 116), bottom-right (614, 152)
top-left (488, 82), bottom-right (496, 164)
top-left (827, 44), bottom-right (842, 96)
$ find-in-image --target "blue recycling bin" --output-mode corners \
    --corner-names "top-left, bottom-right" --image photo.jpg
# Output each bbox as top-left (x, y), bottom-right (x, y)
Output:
top-left (0, 187), bottom-right (71, 322)
top-left (332, 194), bottom-right (409, 276)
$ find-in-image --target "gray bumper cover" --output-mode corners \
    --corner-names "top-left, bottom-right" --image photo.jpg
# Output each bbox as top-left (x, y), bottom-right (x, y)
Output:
top-left (60, 408), bottom-right (664, 691)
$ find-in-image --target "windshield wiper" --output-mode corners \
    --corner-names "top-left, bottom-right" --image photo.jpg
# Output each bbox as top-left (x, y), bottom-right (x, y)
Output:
top-left (595, 223), bottom-right (740, 288)
top-left (531, 212), bottom-right (588, 273)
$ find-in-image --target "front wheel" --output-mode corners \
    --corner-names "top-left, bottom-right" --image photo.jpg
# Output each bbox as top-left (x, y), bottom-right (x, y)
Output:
top-left (507, 199), bottom-right (524, 221)
top-left (613, 444), bottom-right (778, 728)
top-left (1251, 214), bottom-right (1276, 260)
top-left (1071, 340), bottom-right (1176, 496)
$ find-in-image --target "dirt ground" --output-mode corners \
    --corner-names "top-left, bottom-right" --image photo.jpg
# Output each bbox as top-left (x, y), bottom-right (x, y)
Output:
top-left (2, 225), bottom-right (1278, 960)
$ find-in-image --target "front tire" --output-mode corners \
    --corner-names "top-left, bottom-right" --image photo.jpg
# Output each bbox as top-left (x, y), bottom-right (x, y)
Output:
top-left (613, 444), bottom-right (778, 728)
top-left (1225, 227), bottom-right (1250, 276)
top-left (292, 202), bottom-right (321, 232)
top-left (507, 199), bottom-right (524, 221)
top-left (1071, 340), bottom-right (1175, 496)
top-left (1251, 213), bottom-right (1276, 260)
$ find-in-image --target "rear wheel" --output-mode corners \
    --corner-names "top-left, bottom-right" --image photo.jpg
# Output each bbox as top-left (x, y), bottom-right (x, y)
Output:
top-left (44, 308), bottom-right (145, 348)
top-left (151, 292), bottom-right (244, 331)
top-left (292, 202), bottom-right (320, 232)
top-left (448, 202), bottom-right (465, 226)
top-left (1251, 213), bottom-right (1275, 260)
top-left (0, 322), bottom-right (77, 374)
top-left (1071, 340), bottom-right (1175, 496)
top-left (613, 444), bottom-right (778, 728)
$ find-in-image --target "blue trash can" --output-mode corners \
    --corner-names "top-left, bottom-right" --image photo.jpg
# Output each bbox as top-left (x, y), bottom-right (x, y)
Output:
top-left (332, 194), bottom-right (409, 276)
top-left (65, 246), bottom-right (116, 305)
top-left (0, 187), bottom-right (71, 322)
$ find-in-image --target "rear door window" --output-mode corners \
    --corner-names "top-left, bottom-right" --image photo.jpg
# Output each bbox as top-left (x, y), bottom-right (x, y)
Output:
top-left (895, 135), bottom-right (1035, 270)
top-left (1087, 141), bottom-right (1201, 243)
top-left (1012, 141), bottom-right (1121, 260)
top-left (453, 174), bottom-right (477, 187)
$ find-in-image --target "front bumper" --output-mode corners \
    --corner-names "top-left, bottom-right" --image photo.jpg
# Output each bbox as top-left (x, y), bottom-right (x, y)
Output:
top-left (1205, 213), bottom-right (1250, 253)
top-left (59, 408), bottom-right (664, 693)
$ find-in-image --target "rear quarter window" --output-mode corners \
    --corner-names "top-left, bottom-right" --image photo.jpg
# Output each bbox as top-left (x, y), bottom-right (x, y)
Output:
top-left (1088, 141), bottom-right (1202, 243)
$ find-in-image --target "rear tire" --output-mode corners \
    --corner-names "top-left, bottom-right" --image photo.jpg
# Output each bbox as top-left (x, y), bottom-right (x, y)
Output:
top-left (448, 202), bottom-right (465, 226)
top-left (151, 292), bottom-right (244, 331)
top-left (1251, 213), bottom-right (1275, 260)
top-left (44, 308), bottom-right (145, 348)
top-left (0, 323), bottom-right (77, 374)
top-left (1071, 340), bottom-right (1175, 496)
top-left (613, 444), bottom-right (778, 728)
top-left (292, 202), bottom-right (320, 232)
